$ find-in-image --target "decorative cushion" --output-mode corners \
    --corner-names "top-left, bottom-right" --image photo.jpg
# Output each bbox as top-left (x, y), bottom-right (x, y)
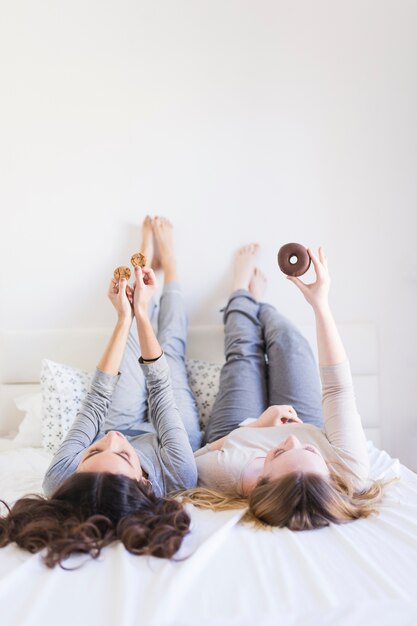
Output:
top-left (40, 358), bottom-right (222, 454)
top-left (185, 359), bottom-right (221, 429)
top-left (40, 360), bottom-right (92, 454)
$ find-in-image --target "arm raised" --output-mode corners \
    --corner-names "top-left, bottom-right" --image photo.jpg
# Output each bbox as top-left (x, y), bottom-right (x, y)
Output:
top-left (287, 247), bottom-right (346, 366)
top-left (98, 276), bottom-right (133, 374)
top-left (133, 266), bottom-right (162, 360)
top-left (288, 248), bottom-right (369, 478)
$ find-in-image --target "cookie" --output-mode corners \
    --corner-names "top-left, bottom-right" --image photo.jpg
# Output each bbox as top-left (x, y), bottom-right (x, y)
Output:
top-left (130, 252), bottom-right (147, 268)
top-left (113, 266), bottom-right (131, 281)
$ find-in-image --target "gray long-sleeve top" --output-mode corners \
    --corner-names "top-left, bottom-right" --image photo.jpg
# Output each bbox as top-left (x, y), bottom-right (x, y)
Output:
top-left (42, 355), bottom-right (198, 497)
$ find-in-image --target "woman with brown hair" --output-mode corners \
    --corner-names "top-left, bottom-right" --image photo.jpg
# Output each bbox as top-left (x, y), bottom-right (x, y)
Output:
top-left (189, 243), bottom-right (382, 528)
top-left (0, 217), bottom-right (200, 567)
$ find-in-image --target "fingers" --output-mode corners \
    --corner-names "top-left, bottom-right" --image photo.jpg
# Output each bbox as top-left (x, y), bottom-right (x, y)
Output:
top-left (126, 284), bottom-right (134, 304)
top-left (141, 267), bottom-right (157, 287)
top-left (118, 277), bottom-right (128, 297)
top-left (108, 278), bottom-right (117, 296)
top-left (308, 246), bottom-right (329, 274)
top-left (307, 248), bottom-right (324, 278)
top-left (280, 405), bottom-right (302, 424)
top-left (287, 275), bottom-right (308, 295)
top-left (133, 265), bottom-right (158, 302)
top-left (318, 246), bottom-right (328, 268)
top-left (134, 265), bottom-right (145, 287)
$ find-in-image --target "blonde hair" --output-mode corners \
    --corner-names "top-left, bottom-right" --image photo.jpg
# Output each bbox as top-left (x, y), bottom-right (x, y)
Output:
top-left (180, 472), bottom-right (385, 530)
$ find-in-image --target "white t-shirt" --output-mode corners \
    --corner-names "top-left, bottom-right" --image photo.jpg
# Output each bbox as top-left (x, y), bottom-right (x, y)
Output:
top-left (194, 360), bottom-right (370, 495)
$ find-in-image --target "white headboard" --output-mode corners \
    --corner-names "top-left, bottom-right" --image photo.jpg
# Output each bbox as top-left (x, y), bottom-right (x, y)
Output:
top-left (0, 323), bottom-right (381, 446)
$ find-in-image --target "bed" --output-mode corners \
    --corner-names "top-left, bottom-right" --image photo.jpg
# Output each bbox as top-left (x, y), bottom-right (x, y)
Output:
top-left (1, 324), bottom-right (417, 626)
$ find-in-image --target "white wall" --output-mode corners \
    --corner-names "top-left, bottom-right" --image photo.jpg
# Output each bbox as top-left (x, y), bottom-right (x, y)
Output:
top-left (1, 1), bottom-right (416, 468)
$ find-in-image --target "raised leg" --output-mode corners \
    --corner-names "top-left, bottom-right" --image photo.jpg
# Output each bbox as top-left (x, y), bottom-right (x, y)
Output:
top-left (258, 303), bottom-right (323, 428)
top-left (152, 216), bottom-right (202, 451)
top-left (204, 290), bottom-right (268, 443)
top-left (157, 282), bottom-right (202, 450)
top-left (204, 246), bottom-right (269, 443)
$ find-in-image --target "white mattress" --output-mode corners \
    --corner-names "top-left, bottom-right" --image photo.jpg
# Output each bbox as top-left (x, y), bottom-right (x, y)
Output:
top-left (1, 441), bottom-right (417, 626)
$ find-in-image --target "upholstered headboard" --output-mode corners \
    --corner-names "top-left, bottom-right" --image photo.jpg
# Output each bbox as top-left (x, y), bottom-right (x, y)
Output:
top-left (0, 323), bottom-right (381, 446)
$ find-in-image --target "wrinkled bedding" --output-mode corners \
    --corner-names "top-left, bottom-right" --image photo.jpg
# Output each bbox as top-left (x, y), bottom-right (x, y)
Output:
top-left (1, 441), bottom-right (417, 626)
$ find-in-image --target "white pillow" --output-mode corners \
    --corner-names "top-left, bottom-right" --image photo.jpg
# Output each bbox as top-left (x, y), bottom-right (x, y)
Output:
top-left (40, 359), bottom-right (92, 454)
top-left (13, 393), bottom-right (43, 447)
top-left (39, 358), bottom-right (222, 454)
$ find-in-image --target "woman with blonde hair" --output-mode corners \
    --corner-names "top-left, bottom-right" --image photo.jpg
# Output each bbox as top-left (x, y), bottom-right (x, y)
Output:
top-left (190, 244), bottom-right (382, 529)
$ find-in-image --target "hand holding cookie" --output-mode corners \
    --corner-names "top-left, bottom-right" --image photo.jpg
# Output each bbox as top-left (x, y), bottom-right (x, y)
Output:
top-left (133, 266), bottom-right (158, 318)
top-left (111, 250), bottom-right (149, 318)
top-left (108, 275), bottom-right (133, 322)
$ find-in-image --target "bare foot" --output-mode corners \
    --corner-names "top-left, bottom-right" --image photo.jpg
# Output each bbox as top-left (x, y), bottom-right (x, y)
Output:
top-left (152, 216), bottom-right (177, 283)
top-left (232, 243), bottom-right (260, 292)
top-left (140, 215), bottom-right (155, 267)
top-left (249, 267), bottom-right (267, 301)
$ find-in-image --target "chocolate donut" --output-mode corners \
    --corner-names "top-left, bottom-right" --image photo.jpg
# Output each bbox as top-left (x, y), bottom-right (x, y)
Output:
top-left (131, 252), bottom-right (147, 268)
top-left (113, 266), bottom-right (131, 281)
top-left (277, 243), bottom-right (311, 277)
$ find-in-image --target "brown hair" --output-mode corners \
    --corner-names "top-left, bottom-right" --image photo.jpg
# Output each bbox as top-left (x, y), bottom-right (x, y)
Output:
top-left (181, 472), bottom-right (384, 530)
top-left (0, 472), bottom-right (190, 568)
top-left (248, 472), bottom-right (383, 529)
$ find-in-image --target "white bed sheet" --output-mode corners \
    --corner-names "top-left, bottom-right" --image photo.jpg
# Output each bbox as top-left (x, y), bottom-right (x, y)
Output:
top-left (1, 441), bottom-right (417, 626)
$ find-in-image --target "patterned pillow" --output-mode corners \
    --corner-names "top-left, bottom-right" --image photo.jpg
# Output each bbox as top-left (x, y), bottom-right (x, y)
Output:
top-left (40, 359), bottom-right (92, 454)
top-left (185, 359), bottom-right (222, 429)
top-left (40, 358), bottom-right (222, 454)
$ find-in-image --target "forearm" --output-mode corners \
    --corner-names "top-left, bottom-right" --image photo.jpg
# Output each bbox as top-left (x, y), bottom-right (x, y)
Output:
top-left (140, 355), bottom-right (196, 486)
top-left (313, 303), bottom-right (347, 366)
top-left (97, 317), bottom-right (132, 375)
top-left (135, 312), bottom-right (162, 360)
top-left (206, 435), bottom-right (227, 450)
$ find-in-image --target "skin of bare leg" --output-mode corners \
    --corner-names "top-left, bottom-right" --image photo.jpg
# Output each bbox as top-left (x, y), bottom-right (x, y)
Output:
top-left (152, 216), bottom-right (178, 284)
top-left (232, 243), bottom-right (259, 292)
top-left (140, 215), bottom-right (154, 267)
top-left (149, 215), bottom-right (162, 270)
top-left (249, 267), bottom-right (268, 302)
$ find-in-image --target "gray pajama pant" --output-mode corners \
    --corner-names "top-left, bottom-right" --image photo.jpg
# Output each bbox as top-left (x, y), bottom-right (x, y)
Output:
top-left (204, 289), bottom-right (323, 443)
top-left (103, 282), bottom-right (202, 451)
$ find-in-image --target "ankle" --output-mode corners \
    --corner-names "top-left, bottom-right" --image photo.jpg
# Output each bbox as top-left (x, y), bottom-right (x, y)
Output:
top-left (232, 280), bottom-right (249, 293)
top-left (163, 264), bottom-right (178, 284)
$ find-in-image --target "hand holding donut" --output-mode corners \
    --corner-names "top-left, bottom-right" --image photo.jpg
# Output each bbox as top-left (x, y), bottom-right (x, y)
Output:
top-left (287, 247), bottom-right (331, 311)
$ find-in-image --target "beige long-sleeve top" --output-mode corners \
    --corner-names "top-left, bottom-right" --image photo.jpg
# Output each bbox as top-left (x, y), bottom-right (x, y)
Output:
top-left (194, 360), bottom-right (370, 495)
